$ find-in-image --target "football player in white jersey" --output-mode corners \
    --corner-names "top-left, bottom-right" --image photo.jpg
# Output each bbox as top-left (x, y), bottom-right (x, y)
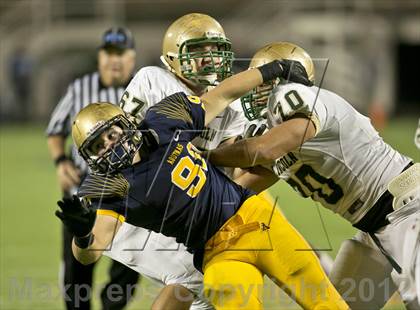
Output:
top-left (121, 13), bottom-right (245, 151)
top-left (206, 42), bottom-right (420, 309)
top-left (98, 14), bottom-right (246, 310)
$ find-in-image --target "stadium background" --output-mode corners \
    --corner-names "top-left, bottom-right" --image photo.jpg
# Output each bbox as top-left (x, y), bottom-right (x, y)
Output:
top-left (0, 0), bottom-right (419, 309)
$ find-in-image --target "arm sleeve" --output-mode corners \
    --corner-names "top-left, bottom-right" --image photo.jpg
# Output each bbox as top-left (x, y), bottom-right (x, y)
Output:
top-left (144, 92), bottom-right (206, 141)
top-left (267, 83), bottom-right (327, 135)
top-left (45, 84), bottom-right (74, 137)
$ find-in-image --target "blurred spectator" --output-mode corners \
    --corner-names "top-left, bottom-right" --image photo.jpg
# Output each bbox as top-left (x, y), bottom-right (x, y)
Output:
top-left (8, 46), bottom-right (33, 121)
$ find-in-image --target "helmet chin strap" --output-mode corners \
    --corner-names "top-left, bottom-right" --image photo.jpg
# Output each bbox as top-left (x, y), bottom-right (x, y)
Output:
top-left (197, 73), bottom-right (218, 86)
top-left (160, 55), bottom-right (176, 73)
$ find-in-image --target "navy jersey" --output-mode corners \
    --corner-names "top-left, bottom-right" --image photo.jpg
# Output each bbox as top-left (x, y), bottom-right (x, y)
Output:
top-left (80, 92), bottom-right (253, 268)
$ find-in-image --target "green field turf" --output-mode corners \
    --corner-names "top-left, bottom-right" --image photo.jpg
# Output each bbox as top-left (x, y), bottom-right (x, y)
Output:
top-left (0, 118), bottom-right (418, 309)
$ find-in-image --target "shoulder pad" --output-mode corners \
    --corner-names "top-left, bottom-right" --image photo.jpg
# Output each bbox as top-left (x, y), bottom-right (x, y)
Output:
top-left (268, 84), bottom-right (317, 123)
top-left (78, 173), bottom-right (129, 200)
top-left (149, 92), bottom-right (193, 124)
top-left (138, 66), bottom-right (171, 81)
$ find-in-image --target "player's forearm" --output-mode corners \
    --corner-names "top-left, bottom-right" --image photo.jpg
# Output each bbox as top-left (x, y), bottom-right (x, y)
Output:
top-left (234, 167), bottom-right (278, 193)
top-left (152, 284), bottom-right (194, 310)
top-left (72, 237), bottom-right (102, 265)
top-left (207, 137), bottom-right (268, 168)
top-left (202, 60), bottom-right (290, 125)
top-left (71, 215), bottom-right (121, 265)
top-left (208, 118), bottom-right (316, 168)
top-left (201, 68), bottom-right (263, 125)
top-left (47, 135), bottom-right (67, 161)
top-left (260, 118), bottom-right (316, 162)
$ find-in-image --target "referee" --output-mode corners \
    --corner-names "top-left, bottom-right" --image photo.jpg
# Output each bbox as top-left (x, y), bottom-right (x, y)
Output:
top-left (46, 27), bottom-right (140, 310)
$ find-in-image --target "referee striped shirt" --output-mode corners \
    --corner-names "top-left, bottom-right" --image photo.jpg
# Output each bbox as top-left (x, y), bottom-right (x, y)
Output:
top-left (46, 71), bottom-right (128, 172)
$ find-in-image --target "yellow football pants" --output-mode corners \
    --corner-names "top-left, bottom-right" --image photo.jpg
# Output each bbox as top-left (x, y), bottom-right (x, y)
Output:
top-left (202, 194), bottom-right (348, 310)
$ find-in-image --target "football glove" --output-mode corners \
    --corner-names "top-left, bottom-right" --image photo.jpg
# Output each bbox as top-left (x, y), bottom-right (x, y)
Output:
top-left (55, 195), bottom-right (96, 238)
top-left (244, 123), bottom-right (268, 139)
top-left (258, 59), bottom-right (313, 86)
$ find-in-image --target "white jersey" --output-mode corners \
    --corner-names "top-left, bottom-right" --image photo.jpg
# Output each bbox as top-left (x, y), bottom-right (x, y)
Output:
top-left (103, 224), bottom-right (212, 309)
top-left (266, 83), bottom-right (411, 224)
top-left (121, 66), bottom-right (246, 150)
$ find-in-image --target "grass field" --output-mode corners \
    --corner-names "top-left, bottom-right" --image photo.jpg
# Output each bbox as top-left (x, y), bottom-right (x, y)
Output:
top-left (0, 118), bottom-right (418, 309)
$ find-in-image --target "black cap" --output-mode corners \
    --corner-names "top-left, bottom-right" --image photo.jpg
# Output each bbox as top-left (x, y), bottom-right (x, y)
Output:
top-left (100, 27), bottom-right (135, 50)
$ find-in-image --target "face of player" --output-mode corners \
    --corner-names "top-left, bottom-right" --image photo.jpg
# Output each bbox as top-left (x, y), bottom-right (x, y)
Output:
top-left (88, 125), bottom-right (124, 157)
top-left (241, 80), bottom-right (277, 120)
top-left (86, 124), bottom-right (141, 173)
top-left (180, 43), bottom-right (223, 94)
top-left (189, 43), bottom-right (223, 73)
top-left (98, 48), bottom-right (136, 87)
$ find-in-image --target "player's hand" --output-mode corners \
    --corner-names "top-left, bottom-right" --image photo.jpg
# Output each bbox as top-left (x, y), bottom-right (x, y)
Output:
top-left (278, 59), bottom-right (313, 86)
top-left (258, 59), bottom-right (313, 86)
top-left (56, 160), bottom-right (81, 192)
top-left (243, 123), bottom-right (268, 139)
top-left (235, 123), bottom-right (268, 142)
top-left (55, 195), bottom-right (96, 237)
top-left (415, 118), bottom-right (420, 150)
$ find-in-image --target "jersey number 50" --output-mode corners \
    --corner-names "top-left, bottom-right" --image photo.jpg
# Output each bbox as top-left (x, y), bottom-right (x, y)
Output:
top-left (171, 143), bottom-right (207, 198)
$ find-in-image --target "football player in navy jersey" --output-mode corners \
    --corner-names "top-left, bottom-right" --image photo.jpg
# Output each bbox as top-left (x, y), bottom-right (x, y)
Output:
top-left (56, 61), bottom-right (349, 309)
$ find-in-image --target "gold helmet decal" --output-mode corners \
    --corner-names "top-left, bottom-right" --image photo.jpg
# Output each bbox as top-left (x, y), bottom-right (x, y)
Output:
top-left (242, 42), bottom-right (315, 120)
top-left (72, 103), bottom-right (142, 174)
top-left (161, 13), bottom-right (234, 86)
